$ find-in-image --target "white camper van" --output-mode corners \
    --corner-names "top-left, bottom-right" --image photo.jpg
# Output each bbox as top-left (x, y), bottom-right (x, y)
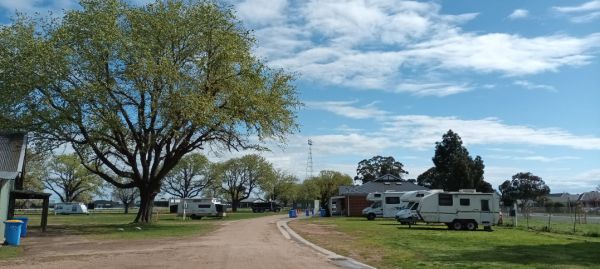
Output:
top-left (177, 198), bottom-right (226, 219)
top-left (362, 191), bottom-right (406, 220)
top-left (394, 190), bottom-right (442, 224)
top-left (396, 189), bottom-right (500, 230)
top-left (54, 202), bottom-right (89, 215)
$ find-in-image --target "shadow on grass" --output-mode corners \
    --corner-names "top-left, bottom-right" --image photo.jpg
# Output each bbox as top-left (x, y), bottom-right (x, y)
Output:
top-left (395, 226), bottom-right (495, 232)
top-left (451, 242), bottom-right (600, 267)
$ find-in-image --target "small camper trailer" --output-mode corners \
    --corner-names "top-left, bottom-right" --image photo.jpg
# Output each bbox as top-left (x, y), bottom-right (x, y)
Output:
top-left (177, 198), bottom-right (225, 219)
top-left (362, 191), bottom-right (407, 220)
top-left (396, 189), bottom-right (501, 230)
top-left (54, 202), bottom-right (89, 215)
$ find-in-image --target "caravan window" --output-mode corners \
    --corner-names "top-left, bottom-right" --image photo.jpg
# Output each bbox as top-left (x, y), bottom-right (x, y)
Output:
top-left (198, 204), bottom-right (211, 209)
top-left (481, 200), bottom-right (490, 211)
top-left (385, 197), bottom-right (400, 204)
top-left (438, 194), bottom-right (453, 206)
top-left (405, 202), bottom-right (414, 209)
top-left (371, 201), bottom-right (381, 208)
top-left (460, 199), bottom-right (470, 206)
top-left (374, 193), bottom-right (381, 198)
top-left (416, 193), bottom-right (424, 197)
top-left (411, 203), bottom-right (419, 210)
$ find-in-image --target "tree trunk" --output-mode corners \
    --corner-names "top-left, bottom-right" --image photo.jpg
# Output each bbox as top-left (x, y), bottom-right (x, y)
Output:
top-left (135, 186), bottom-right (158, 223)
top-left (232, 200), bottom-right (239, 212)
top-left (123, 202), bottom-right (129, 214)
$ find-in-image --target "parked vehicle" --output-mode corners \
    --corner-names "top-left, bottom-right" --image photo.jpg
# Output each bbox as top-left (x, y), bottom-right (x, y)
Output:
top-left (54, 202), bottom-right (89, 215)
top-left (177, 198), bottom-right (226, 219)
top-left (251, 202), bottom-right (282, 213)
top-left (396, 189), bottom-right (501, 230)
top-left (394, 190), bottom-right (442, 224)
top-left (362, 191), bottom-right (407, 220)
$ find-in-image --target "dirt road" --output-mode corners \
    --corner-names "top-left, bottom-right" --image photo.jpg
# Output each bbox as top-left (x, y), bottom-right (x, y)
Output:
top-left (0, 215), bottom-right (341, 269)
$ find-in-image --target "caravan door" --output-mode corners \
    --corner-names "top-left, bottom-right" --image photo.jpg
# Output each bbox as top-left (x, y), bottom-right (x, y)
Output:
top-left (480, 199), bottom-right (493, 226)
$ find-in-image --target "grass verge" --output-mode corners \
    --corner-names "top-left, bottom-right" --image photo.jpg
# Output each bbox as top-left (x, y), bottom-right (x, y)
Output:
top-left (289, 217), bottom-right (600, 269)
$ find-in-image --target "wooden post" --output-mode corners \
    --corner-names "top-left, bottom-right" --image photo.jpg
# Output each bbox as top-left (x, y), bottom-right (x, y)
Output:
top-left (41, 197), bottom-right (49, 232)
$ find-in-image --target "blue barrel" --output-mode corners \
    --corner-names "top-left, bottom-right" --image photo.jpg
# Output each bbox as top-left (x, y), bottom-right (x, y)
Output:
top-left (13, 217), bottom-right (28, 237)
top-left (319, 208), bottom-right (326, 217)
top-left (4, 220), bottom-right (23, 246)
top-left (305, 209), bottom-right (310, 216)
top-left (288, 209), bottom-right (297, 218)
top-left (311, 208), bottom-right (315, 216)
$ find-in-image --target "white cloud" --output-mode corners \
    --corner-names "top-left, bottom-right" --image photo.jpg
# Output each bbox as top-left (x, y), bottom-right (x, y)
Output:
top-left (235, 0), bottom-right (288, 26)
top-left (508, 9), bottom-right (529, 20)
top-left (383, 115), bottom-right (600, 150)
top-left (238, 0), bottom-right (600, 96)
top-left (306, 100), bottom-right (389, 120)
top-left (514, 80), bottom-right (556, 91)
top-left (553, 0), bottom-right (600, 13)
top-left (395, 82), bottom-right (473, 97)
top-left (553, 0), bottom-right (600, 23)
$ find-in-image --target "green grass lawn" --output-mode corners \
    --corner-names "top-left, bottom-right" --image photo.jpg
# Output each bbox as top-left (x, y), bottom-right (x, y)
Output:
top-left (290, 217), bottom-right (600, 269)
top-left (12, 209), bottom-right (282, 240)
top-left (503, 215), bottom-right (600, 237)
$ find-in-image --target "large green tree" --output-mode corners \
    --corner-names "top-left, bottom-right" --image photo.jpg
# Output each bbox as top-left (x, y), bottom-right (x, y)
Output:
top-left (417, 130), bottom-right (493, 192)
top-left (217, 154), bottom-right (275, 212)
top-left (303, 170), bottom-right (353, 214)
top-left (498, 172), bottom-right (550, 207)
top-left (354, 156), bottom-right (408, 184)
top-left (44, 154), bottom-right (103, 203)
top-left (262, 169), bottom-right (298, 206)
top-left (161, 153), bottom-right (213, 199)
top-left (0, 0), bottom-right (298, 222)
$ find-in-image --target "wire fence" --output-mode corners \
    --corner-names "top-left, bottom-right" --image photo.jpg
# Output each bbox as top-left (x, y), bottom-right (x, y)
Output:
top-left (500, 207), bottom-right (600, 237)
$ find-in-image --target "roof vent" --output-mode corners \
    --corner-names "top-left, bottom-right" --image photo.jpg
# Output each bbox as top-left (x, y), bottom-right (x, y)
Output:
top-left (396, 182), bottom-right (402, 185)
top-left (384, 182), bottom-right (390, 185)
top-left (459, 189), bottom-right (477, 193)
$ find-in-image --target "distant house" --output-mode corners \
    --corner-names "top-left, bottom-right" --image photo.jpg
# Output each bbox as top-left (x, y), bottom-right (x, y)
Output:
top-left (578, 191), bottom-right (600, 208)
top-left (546, 193), bottom-right (580, 206)
top-left (330, 174), bottom-right (429, 217)
top-left (240, 197), bottom-right (266, 208)
top-left (92, 199), bottom-right (121, 209)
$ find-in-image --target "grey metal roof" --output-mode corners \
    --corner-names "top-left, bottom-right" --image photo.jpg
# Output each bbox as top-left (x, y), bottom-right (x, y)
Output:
top-left (339, 181), bottom-right (429, 195)
top-left (0, 133), bottom-right (27, 180)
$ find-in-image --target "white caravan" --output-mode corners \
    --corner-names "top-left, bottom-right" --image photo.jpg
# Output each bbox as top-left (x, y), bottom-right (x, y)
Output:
top-left (54, 202), bottom-right (89, 215)
top-left (394, 190), bottom-right (442, 224)
top-left (177, 198), bottom-right (226, 219)
top-left (362, 191), bottom-right (406, 220)
top-left (396, 189), bottom-right (501, 230)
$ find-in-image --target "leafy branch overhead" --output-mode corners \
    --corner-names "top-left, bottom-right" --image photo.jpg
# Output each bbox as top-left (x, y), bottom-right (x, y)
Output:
top-left (0, 0), bottom-right (299, 223)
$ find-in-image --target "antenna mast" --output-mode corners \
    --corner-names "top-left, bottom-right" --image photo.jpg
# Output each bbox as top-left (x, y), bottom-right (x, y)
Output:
top-left (306, 139), bottom-right (314, 179)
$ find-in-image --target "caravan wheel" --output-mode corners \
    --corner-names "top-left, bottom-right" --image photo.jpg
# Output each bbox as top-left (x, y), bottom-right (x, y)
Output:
top-left (367, 213), bottom-right (376, 221)
top-left (465, 221), bottom-right (477, 231)
top-left (452, 221), bottom-right (463, 230)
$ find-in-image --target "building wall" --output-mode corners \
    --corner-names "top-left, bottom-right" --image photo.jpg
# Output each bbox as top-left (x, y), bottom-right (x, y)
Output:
top-left (0, 179), bottom-right (13, 242)
top-left (347, 195), bottom-right (371, 217)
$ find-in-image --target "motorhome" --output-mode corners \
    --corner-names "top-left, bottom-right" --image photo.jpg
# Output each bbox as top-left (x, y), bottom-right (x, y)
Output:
top-left (396, 189), bottom-right (501, 230)
top-left (54, 202), bottom-right (89, 215)
top-left (394, 190), bottom-right (442, 224)
top-left (362, 191), bottom-right (406, 220)
top-left (177, 198), bottom-right (226, 219)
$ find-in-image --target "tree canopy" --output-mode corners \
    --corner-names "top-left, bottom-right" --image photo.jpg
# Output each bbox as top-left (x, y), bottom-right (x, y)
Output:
top-left (44, 154), bottom-right (103, 203)
top-left (0, 0), bottom-right (299, 222)
top-left (354, 156), bottom-right (408, 184)
top-left (499, 172), bottom-right (550, 207)
top-left (303, 170), bottom-right (353, 214)
top-left (161, 153), bottom-right (213, 199)
top-left (417, 130), bottom-right (494, 192)
top-left (217, 154), bottom-right (275, 212)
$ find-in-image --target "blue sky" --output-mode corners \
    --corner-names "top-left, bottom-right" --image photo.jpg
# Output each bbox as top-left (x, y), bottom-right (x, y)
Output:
top-left (1, 0), bottom-right (599, 194)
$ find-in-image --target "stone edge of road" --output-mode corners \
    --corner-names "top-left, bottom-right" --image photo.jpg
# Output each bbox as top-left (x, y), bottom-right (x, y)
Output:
top-left (277, 217), bottom-right (377, 269)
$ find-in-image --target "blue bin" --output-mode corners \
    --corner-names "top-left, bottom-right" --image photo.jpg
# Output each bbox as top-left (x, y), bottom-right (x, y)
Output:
top-left (13, 217), bottom-right (28, 237)
top-left (311, 208), bottom-right (315, 216)
top-left (4, 220), bottom-right (23, 246)
top-left (288, 209), bottom-right (297, 218)
top-left (319, 209), bottom-right (326, 217)
top-left (305, 209), bottom-right (310, 216)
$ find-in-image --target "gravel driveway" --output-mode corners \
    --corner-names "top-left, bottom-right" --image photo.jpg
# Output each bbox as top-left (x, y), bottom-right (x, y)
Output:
top-left (0, 215), bottom-right (340, 269)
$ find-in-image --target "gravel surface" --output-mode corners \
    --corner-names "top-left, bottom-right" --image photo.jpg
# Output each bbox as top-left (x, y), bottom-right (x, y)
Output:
top-left (0, 215), bottom-right (340, 269)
